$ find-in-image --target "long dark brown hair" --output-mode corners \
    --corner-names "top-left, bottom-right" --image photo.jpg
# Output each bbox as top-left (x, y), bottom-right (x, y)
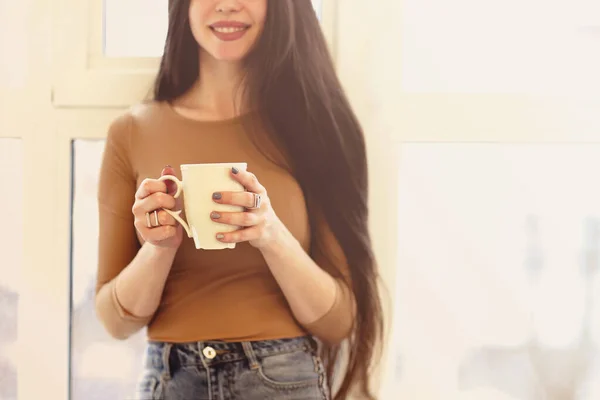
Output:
top-left (154, 1), bottom-right (384, 398)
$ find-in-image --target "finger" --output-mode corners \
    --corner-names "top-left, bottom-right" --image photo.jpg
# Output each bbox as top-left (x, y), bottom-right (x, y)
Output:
top-left (161, 165), bottom-right (178, 196)
top-left (213, 191), bottom-right (261, 209)
top-left (132, 192), bottom-right (176, 216)
top-left (157, 210), bottom-right (177, 226)
top-left (230, 167), bottom-right (266, 194)
top-left (210, 211), bottom-right (261, 227)
top-left (135, 178), bottom-right (168, 200)
top-left (216, 226), bottom-right (259, 243)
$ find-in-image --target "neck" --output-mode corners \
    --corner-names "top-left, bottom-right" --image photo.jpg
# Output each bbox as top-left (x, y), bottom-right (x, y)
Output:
top-left (181, 51), bottom-right (247, 119)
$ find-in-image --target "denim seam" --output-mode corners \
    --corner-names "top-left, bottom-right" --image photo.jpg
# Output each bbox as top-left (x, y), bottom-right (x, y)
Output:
top-left (255, 367), bottom-right (320, 390)
top-left (199, 344), bottom-right (213, 400)
top-left (161, 343), bottom-right (173, 380)
top-left (152, 376), bottom-right (164, 400)
top-left (313, 355), bottom-right (329, 400)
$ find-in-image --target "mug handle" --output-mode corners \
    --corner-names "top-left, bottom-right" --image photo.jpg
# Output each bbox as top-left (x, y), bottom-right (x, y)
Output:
top-left (157, 175), bottom-right (192, 238)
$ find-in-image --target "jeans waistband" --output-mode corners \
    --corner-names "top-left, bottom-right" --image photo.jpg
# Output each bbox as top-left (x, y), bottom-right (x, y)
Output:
top-left (144, 336), bottom-right (317, 376)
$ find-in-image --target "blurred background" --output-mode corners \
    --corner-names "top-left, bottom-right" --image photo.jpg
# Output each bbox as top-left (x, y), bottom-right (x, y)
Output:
top-left (2, 0), bottom-right (600, 399)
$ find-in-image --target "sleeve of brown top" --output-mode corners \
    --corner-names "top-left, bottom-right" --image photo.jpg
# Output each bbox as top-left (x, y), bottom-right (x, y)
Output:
top-left (303, 212), bottom-right (356, 345)
top-left (94, 113), bottom-right (148, 340)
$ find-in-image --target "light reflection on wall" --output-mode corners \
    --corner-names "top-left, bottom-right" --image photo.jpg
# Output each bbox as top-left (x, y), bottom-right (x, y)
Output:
top-left (394, 144), bottom-right (600, 399)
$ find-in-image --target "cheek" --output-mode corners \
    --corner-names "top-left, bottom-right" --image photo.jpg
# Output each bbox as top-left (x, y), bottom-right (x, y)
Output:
top-left (188, 3), bottom-right (209, 45)
top-left (254, 1), bottom-right (268, 30)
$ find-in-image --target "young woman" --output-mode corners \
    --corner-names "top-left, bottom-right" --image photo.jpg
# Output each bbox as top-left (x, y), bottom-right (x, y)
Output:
top-left (95, 1), bottom-right (383, 399)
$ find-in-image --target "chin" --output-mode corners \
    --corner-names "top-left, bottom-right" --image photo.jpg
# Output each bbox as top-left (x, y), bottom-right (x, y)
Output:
top-left (210, 49), bottom-right (251, 63)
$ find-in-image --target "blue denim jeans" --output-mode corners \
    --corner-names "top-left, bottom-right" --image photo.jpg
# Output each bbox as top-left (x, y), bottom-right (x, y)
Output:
top-left (136, 336), bottom-right (330, 399)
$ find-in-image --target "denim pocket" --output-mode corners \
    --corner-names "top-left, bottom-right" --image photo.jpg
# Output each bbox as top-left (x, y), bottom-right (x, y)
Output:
top-left (256, 349), bottom-right (321, 389)
top-left (136, 373), bottom-right (163, 400)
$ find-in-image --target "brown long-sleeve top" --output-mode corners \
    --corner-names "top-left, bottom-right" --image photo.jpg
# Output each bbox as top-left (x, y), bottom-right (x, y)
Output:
top-left (95, 101), bottom-right (353, 345)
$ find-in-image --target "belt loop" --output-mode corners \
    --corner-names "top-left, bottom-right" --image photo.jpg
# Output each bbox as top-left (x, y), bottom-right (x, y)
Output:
top-left (308, 336), bottom-right (321, 354)
top-left (241, 342), bottom-right (260, 370)
top-left (197, 341), bottom-right (204, 360)
top-left (161, 343), bottom-right (173, 380)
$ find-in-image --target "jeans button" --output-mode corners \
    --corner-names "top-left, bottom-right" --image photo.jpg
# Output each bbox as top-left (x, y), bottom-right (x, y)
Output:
top-left (203, 346), bottom-right (216, 359)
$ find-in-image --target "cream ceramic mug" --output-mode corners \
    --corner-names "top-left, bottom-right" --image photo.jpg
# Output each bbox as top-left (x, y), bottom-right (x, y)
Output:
top-left (158, 163), bottom-right (247, 250)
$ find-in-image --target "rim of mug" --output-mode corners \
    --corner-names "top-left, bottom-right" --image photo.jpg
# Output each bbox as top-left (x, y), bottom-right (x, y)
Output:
top-left (180, 162), bottom-right (247, 170)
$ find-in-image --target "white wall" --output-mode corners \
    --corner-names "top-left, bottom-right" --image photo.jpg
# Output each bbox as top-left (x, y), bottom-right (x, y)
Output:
top-left (334, 1), bottom-right (600, 399)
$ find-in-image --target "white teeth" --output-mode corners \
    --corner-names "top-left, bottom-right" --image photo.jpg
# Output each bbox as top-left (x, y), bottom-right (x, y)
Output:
top-left (213, 27), bottom-right (246, 33)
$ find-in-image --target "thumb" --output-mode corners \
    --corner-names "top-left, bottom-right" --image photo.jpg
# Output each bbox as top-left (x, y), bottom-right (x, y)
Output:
top-left (160, 165), bottom-right (177, 196)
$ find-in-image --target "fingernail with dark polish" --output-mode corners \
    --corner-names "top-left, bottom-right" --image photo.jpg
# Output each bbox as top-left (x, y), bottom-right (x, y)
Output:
top-left (212, 192), bottom-right (222, 200)
top-left (210, 212), bottom-right (221, 219)
top-left (216, 233), bottom-right (225, 240)
top-left (232, 167), bottom-right (239, 174)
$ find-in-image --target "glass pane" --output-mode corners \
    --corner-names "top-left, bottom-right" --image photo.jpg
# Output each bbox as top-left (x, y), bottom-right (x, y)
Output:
top-left (394, 144), bottom-right (600, 399)
top-left (312, 0), bottom-right (323, 19)
top-left (70, 140), bottom-right (147, 400)
top-left (0, 139), bottom-right (22, 400)
top-left (103, 0), bottom-right (168, 57)
top-left (401, 0), bottom-right (600, 94)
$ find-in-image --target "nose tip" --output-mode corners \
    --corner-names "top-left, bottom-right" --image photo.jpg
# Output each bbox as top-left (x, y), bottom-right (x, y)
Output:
top-left (216, 1), bottom-right (242, 13)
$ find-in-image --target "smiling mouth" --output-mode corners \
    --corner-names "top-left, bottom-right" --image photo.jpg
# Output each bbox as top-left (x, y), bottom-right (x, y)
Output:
top-left (210, 26), bottom-right (249, 33)
top-left (208, 22), bottom-right (251, 42)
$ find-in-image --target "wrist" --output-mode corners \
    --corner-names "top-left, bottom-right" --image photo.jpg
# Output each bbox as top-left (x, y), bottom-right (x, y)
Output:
top-left (260, 221), bottom-right (298, 256)
top-left (146, 242), bottom-right (178, 261)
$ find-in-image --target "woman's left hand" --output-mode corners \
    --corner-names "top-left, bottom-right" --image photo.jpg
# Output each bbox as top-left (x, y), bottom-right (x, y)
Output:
top-left (211, 167), bottom-right (284, 250)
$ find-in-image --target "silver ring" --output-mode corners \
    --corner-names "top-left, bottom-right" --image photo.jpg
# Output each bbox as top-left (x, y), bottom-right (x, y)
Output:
top-left (146, 210), bottom-right (160, 228)
top-left (248, 193), bottom-right (262, 210)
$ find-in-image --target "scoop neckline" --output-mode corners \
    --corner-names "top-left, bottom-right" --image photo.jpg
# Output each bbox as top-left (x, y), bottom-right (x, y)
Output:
top-left (161, 101), bottom-right (254, 127)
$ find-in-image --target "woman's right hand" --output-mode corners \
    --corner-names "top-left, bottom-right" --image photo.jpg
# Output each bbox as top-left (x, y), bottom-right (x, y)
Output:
top-left (132, 166), bottom-right (183, 249)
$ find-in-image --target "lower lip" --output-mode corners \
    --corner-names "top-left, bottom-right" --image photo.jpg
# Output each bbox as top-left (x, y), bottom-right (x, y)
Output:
top-left (211, 28), bottom-right (249, 42)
